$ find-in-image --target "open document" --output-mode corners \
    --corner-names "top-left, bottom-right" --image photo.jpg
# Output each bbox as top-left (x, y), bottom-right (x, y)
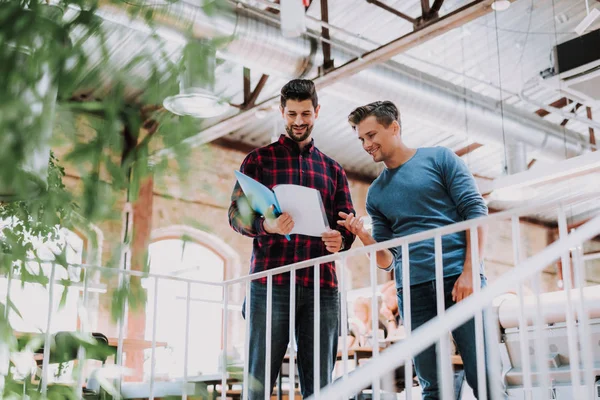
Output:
top-left (234, 170), bottom-right (330, 237)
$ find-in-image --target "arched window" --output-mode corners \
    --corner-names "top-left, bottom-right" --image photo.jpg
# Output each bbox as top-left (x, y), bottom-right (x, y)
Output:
top-left (0, 227), bottom-right (84, 333)
top-left (144, 226), bottom-right (236, 380)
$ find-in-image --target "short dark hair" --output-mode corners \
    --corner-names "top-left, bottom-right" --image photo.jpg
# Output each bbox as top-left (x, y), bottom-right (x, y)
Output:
top-left (347, 101), bottom-right (400, 129)
top-left (280, 79), bottom-right (318, 109)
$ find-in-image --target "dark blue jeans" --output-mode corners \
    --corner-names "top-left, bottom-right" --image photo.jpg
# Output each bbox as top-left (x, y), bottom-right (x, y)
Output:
top-left (243, 282), bottom-right (339, 399)
top-left (398, 274), bottom-right (500, 400)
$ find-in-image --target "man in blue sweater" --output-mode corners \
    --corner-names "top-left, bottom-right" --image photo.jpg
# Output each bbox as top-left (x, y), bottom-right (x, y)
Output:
top-left (339, 101), bottom-right (498, 399)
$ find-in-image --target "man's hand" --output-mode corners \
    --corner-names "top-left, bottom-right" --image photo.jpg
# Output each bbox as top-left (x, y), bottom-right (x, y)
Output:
top-left (337, 212), bottom-right (369, 240)
top-left (263, 205), bottom-right (294, 236)
top-left (322, 229), bottom-right (343, 253)
top-left (451, 269), bottom-right (474, 303)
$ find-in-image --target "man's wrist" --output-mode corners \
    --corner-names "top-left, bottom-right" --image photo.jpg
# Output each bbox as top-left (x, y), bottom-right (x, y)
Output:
top-left (259, 217), bottom-right (271, 235)
top-left (357, 231), bottom-right (374, 244)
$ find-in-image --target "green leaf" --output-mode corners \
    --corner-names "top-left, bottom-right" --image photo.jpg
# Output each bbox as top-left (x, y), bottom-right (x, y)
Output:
top-left (6, 297), bottom-right (23, 320)
top-left (58, 281), bottom-right (71, 309)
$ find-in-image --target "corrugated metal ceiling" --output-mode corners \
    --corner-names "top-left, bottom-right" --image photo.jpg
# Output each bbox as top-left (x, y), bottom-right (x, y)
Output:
top-left (73, 0), bottom-right (600, 222)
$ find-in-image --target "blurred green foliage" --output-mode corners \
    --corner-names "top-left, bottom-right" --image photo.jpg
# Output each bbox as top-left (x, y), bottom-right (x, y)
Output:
top-left (1, 0), bottom-right (231, 397)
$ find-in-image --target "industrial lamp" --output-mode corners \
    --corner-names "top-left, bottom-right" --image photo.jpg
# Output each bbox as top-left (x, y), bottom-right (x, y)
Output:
top-left (163, 39), bottom-right (230, 118)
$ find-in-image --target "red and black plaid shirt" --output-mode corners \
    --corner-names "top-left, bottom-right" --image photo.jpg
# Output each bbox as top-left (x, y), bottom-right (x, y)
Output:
top-left (228, 135), bottom-right (356, 288)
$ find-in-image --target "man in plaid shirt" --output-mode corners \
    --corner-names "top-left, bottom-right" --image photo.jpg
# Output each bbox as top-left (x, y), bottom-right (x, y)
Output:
top-left (229, 79), bottom-right (355, 399)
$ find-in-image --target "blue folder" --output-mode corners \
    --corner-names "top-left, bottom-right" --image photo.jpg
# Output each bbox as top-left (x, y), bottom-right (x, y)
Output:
top-left (234, 170), bottom-right (291, 241)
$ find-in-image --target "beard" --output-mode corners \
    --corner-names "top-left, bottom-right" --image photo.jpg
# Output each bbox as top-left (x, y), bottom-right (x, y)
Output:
top-left (285, 124), bottom-right (313, 143)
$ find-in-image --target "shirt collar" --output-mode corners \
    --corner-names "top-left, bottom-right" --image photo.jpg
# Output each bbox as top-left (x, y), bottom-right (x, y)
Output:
top-left (278, 134), bottom-right (315, 155)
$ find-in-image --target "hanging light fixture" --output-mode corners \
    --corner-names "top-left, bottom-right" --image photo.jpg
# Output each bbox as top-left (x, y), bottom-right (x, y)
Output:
top-left (491, 0), bottom-right (511, 11)
top-left (163, 39), bottom-right (230, 118)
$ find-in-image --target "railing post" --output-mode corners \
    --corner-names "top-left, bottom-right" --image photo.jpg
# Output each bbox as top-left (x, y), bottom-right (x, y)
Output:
top-left (222, 283), bottom-right (229, 400)
top-left (401, 243), bottom-right (412, 400)
top-left (469, 227), bottom-right (487, 400)
top-left (149, 277), bottom-right (160, 400)
top-left (572, 244), bottom-right (594, 398)
top-left (557, 206), bottom-right (582, 399)
top-left (243, 281), bottom-right (252, 400)
top-left (75, 266), bottom-right (89, 397)
top-left (313, 263), bottom-right (320, 399)
top-left (434, 235), bottom-right (453, 400)
top-left (511, 217), bottom-right (532, 399)
top-left (339, 258), bottom-right (349, 380)
top-left (183, 281), bottom-right (191, 400)
top-left (530, 269), bottom-right (550, 398)
top-left (41, 262), bottom-right (57, 396)
top-left (483, 302), bottom-right (503, 400)
top-left (369, 252), bottom-right (380, 400)
top-left (289, 269), bottom-right (296, 398)
top-left (265, 275), bottom-right (273, 400)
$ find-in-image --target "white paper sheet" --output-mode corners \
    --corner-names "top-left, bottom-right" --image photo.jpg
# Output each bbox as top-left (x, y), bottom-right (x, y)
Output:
top-left (273, 184), bottom-right (330, 237)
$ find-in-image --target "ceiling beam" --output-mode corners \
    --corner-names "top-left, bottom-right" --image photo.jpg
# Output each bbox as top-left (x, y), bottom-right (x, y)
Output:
top-left (587, 106), bottom-right (597, 151)
top-left (421, 0), bottom-right (431, 15)
top-left (320, 0), bottom-right (334, 72)
top-left (430, 0), bottom-right (445, 15)
top-left (559, 103), bottom-right (583, 127)
top-left (535, 97), bottom-right (569, 118)
top-left (366, 0), bottom-right (417, 25)
top-left (455, 142), bottom-right (483, 157)
top-left (314, 0), bottom-right (503, 88)
top-left (153, 0), bottom-right (508, 157)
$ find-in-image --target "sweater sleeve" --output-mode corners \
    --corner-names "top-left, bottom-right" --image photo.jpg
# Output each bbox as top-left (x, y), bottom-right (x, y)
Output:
top-left (366, 197), bottom-right (397, 272)
top-left (438, 147), bottom-right (488, 221)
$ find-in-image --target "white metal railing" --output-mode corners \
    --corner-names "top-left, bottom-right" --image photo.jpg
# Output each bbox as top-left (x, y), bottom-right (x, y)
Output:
top-left (221, 191), bottom-right (600, 400)
top-left (317, 211), bottom-right (600, 400)
top-left (2, 192), bottom-right (599, 399)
